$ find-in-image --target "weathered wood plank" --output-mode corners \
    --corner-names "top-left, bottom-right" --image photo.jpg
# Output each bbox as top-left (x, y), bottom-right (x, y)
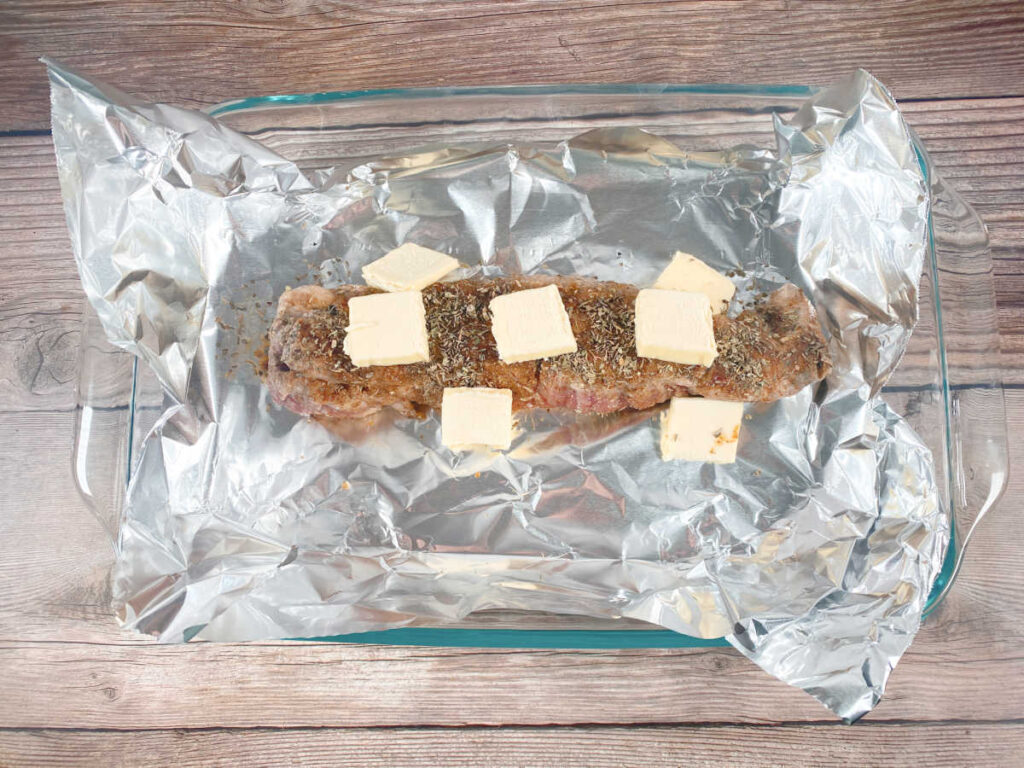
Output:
top-left (3, 723), bottom-right (1023, 767)
top-left (3, 1), bottom-right (1024, 131)
top-left (0, 637), bottom-right (1017, 728)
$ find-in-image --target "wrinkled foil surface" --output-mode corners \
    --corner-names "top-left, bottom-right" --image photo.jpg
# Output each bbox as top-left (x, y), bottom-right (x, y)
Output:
top-left (48, 60), bottom-right (946, 721)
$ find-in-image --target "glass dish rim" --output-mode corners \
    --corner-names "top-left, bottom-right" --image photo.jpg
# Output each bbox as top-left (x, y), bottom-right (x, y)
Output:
top-left (205, 82), bottom-right (819, 119)
top-left (125, 83), bottom-right (957, 647)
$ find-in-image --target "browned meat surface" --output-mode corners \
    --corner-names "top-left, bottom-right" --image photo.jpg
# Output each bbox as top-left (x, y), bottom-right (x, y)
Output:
top-left (266, 276), bottom-right (831, 419)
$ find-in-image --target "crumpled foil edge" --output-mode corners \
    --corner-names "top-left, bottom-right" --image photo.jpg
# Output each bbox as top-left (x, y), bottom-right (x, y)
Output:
top-left (47, 59), bottom-right (946, 721)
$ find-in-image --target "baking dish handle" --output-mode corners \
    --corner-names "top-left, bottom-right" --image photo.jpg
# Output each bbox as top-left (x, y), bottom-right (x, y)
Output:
top-left (72, 304), bottom-right (137, 549)
top-left (927, 171), bottom-right (1009, 609)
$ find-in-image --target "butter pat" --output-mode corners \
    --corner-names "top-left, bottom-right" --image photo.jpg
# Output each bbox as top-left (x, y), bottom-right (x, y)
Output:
top-left (654, 251), bottom-right (735, 313)
top-left (343, 291), bottom-right (429, 367)
top-left (661, 398), bottom-right (745, 463)
top-left (362, 243), bottom-right (459, 292)
top-left (489, 284), bottom-right (577, 363)
top-left (635, 288), bottom-right (717, 366)
top-left (441, 387), bottom-right (514, 450)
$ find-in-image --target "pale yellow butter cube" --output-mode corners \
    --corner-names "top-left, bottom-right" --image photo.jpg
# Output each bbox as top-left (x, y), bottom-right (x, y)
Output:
top-left (362, 243), bottom-right (459, 292)
top-left (343, 291), bottom-right (429, 367)
top-left (654, 251), bottom-right (736, 313)
top-left (635, 288), bottom-right (717, 366)
top-left (489, 284), bottom-right (577, 363)
top-left (441, 387), bottom-right (514, 450)
top-left (661, 398), bottom-right (745, 463)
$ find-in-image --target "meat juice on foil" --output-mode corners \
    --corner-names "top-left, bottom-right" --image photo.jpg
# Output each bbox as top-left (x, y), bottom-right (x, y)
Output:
top-left (47, 59), bottom-right (944, 721)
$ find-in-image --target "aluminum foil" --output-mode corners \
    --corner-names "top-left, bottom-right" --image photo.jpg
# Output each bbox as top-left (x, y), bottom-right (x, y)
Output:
top-left (48, 60), bottom-right (946, 721)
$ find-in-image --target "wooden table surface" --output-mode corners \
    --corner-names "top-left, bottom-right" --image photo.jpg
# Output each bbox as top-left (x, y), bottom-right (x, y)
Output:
top-left (1, 2), bottom-right (1022, 765)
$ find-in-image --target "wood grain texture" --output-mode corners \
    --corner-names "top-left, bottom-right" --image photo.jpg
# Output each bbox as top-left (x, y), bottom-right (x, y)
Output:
top-left (1, 1), bottom-right (1023, 763)
top-left (3, 1), bottom-right (1024, 131)
top-left (3, 723), bottom-right (1024, 767)
top-left (899, 99), bottom-right (1024, 365)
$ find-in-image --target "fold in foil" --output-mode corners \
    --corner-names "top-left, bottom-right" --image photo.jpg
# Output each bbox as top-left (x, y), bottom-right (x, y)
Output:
top-left (48, 60), bottom-right (945, 721)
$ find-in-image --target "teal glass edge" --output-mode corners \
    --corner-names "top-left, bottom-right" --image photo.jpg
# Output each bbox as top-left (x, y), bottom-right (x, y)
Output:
top-left (202, 84), bottom-right (954, 648)
top-left (206, 82), bottom-right (817, 117)
top-left (306, 628), bottom-right (730, 649)
top-left (917, 138), bottom-right (957, 618)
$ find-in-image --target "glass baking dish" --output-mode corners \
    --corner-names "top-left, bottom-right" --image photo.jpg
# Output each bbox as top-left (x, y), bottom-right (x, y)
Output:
top-left (72, 84), bottom-right (1008, 648)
